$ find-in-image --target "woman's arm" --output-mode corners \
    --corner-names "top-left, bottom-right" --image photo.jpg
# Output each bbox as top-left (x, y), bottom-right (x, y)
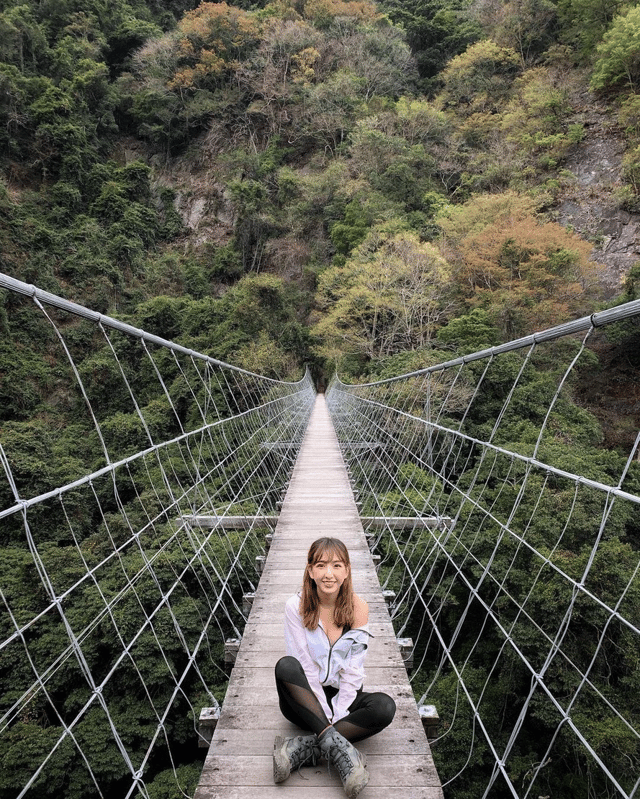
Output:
top-left (352, 594), bottom-right (369, 629)
top-left (283, 595), bottom-right (334, 721)
top-left (331, 595), bottom-right (370, 723)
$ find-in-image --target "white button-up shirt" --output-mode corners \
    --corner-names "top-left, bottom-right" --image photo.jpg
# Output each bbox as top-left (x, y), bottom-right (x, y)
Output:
top-left (283, 593), bottom-right (372, 723)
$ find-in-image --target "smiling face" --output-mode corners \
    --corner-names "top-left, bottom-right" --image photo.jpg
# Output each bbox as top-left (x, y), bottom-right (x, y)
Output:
top-left (307, 549), bottom-right (350, 600)
top-left (301, 538), bottom-right (354, 628)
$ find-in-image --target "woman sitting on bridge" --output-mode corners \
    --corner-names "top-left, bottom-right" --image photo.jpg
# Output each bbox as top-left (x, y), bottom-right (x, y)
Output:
top-left (273, 536), bottom-right (396, 799)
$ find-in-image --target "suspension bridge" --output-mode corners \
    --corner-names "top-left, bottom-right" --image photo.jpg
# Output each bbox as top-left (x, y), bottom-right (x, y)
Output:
top-left (1, 271), bottom-right (639, 799)
top-left (193, 392), bottom-right (442, 798)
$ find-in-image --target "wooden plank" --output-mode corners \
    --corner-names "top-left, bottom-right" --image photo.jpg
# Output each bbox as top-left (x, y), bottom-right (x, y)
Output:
top-left (197, 754), bottom-right (440, 787)
top-left (240, 620), bottom-right (396, 638)
top-left (206, 727), bottom-right (431, 756)
top-left (231, 640), bottom-right (408, 668)
top-left (219, 686), bottom-right (420, 715)
top-left (214, 703), bottom-right (428, 734)
top-left (182, 515), bottom-right (279, 528)
top-left (194, 394), bottom-right (443, 799)
top-left (196, 788), bottom-right (444, 799)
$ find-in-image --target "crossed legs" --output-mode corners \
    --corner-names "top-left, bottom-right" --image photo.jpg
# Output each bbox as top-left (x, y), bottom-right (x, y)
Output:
top-left (275, 655), bottom-right (396, 742)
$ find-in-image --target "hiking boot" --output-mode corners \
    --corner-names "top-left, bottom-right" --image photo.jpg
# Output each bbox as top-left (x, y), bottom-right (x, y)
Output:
top-left (273, 734), bottom-right (320, 783)
top-left (318, 726), bottom-right (369, 799)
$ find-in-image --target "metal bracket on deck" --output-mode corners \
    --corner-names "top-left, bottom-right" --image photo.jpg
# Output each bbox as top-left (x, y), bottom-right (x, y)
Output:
top-left (417, 702), bottom-right (440, 740)
top-left (242, 593), bottom-right (255, 615)
top-left (198, 705), bottom-right (221, 748)
top-left (224, 638), bottom-right (241, 674)
top-left (397, 637), bottom-right (414, 671)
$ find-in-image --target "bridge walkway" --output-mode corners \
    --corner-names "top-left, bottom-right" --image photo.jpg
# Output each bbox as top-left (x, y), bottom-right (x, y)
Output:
top-left (194, 393), bottom-right (443, 799)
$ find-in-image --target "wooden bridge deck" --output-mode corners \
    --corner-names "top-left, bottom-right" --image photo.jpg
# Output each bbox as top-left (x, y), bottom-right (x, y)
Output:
top-left (194, 394), bottom-right (443, 799)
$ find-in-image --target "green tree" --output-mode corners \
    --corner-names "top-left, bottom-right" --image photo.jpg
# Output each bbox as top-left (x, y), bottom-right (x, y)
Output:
top-left (439, 38), bottom-right (521, 116)
top-left (437, 307), bottom-right (500, 349)
top-left (500, 66), bottom-right (583, 172)
top-left (381, 0), bottom-right (481, 91)
top-left (314, 227), bottom-right (453, 362)
top-left (591, 6), bottom-right (640, 92)
top-left (558, 0), bottom-right (630, 57)
top-left (0, 5), bottom-right (49, 74)
top-left (348, 118), bottom-right (436, 208)
top-left (473, 0), bottom-right (557, 64)
top-left (330, 198), bottom-right (372, 256)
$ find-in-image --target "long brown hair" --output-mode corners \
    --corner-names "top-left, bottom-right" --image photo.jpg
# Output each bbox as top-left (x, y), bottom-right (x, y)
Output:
top-left (300, 537), bottom-right (355, 630)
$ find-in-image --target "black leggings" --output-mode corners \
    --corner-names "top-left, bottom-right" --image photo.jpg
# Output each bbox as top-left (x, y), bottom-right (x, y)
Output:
top-left (275, 655), bottom-right (396, 743)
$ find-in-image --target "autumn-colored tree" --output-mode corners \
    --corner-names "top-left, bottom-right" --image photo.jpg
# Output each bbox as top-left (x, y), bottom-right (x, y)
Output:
top-left (236, 17), bottom-right (322, 138)
top-left (178, 2), bottom-right (259, 60)
top-left (303, 0), bottom-right (381, 29)
top-left (233, 5), bottom-right (415, 151)
top-left (126, 3), bottom-right (261, 149)
top-left (437, 190), bottom-right (537, 243)
top-left (169, 2), bottom-right (260, 91)
top-left (437, 192), bottom-right (603, 337)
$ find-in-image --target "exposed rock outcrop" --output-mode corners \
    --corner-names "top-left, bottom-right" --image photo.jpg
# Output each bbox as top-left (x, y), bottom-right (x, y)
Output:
top-left (556, 97), bottom-right (639, 294)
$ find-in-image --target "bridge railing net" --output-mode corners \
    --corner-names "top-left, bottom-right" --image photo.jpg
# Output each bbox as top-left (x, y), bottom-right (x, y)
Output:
top-left (0, 274), bottom-right (315, 798)
top-left (327, 302), bottom-right (640, 799)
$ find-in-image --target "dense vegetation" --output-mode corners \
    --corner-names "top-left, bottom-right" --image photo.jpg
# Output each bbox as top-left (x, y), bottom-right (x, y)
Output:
top-left (1, 0), bottom-right (640, 796)
top-left (2, 0), bottom-right (640, 383)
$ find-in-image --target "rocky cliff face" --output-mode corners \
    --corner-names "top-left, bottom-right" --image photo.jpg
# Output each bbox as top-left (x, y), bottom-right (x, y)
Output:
top-left (556, 93), bottom-right (639, 295)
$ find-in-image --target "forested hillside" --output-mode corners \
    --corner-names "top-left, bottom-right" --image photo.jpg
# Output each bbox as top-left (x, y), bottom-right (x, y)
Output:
top-left (1, 0), bottom-right (640, 797)
top-left (2, 0), bottom-right (640, 384)
top-left (2, 0), bottom-right (640, 439)
top-left (0, 0), bottom-right (640, 374)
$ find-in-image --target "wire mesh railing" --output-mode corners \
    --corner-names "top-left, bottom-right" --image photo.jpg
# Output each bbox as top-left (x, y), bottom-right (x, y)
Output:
top-left (327, 300), bottom-right (640, 799)
top-left (0, 273), bottom-right (315, 798)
